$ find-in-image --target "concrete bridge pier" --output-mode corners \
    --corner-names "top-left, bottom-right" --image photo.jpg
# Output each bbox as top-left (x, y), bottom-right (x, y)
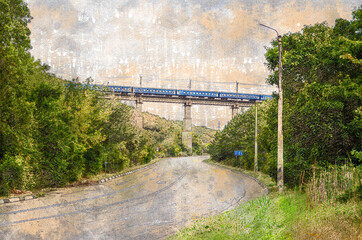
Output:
top-left (232, 104), bottom-right (239, 118)
top-left (182, 101), bottom-right (192, 151)
top-left (135, 97), bottom-right (143, 128)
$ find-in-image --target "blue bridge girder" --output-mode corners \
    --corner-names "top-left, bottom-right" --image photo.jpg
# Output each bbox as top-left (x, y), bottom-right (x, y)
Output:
top-left (92, 84), bottom-right (272, 106)
top-left (89, 84), bottom-right (274, 150)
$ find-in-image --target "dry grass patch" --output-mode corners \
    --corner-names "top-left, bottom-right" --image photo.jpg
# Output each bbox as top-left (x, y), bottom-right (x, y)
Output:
top-left (292, 201), bottom-right (361, 240)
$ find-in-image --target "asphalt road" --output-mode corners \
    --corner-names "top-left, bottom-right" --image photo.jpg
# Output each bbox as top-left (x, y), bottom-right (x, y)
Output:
top-left (0, 156), bottom-right (267, 240)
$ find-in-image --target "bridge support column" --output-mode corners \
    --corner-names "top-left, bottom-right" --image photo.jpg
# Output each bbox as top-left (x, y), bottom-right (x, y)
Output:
top-left (232, 105), bottom-right (239, 118)
top-left (135, 97), bottom-right (143, 128)
top-left (182, 101), bottom-right (192, 151)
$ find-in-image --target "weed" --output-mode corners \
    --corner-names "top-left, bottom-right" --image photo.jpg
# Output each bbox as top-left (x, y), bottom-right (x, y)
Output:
top-left (171, 163), bottom-right (361, 240)
top-left (305, 164), bottom-right (361, 205)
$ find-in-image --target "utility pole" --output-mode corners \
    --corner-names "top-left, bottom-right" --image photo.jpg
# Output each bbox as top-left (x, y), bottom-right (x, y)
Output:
top-left (235, 81), bottom-right (239, 93)
top-left (259, 23), bottom-right (283, 192)
top-left (255, 102), bottom-right (258, 172)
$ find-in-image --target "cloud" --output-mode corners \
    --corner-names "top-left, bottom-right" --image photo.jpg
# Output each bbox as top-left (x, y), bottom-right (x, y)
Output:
top-left (25, 0), bottom-right (359, 128)
top-left (156, 2), bottom-right (191, 29)
top-left (27, 0), bottom-right (358, 84)
top-left (28, 0), bottom-right (78, 33)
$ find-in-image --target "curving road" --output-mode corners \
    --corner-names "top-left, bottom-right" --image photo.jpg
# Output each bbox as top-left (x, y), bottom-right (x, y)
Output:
top-left (0, 156), bottom-right (267, 239)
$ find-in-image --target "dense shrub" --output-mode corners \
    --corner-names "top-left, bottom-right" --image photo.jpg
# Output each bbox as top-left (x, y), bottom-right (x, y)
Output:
top-left (0, 155), bottom-right (24, 195)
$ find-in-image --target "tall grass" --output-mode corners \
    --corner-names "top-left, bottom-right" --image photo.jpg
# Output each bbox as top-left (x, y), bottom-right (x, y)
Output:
top-left (293, 164), bottom-right (362, 239)
top-left (171, 163), bottom-right (361, 240)
top-left (303, 164), bottom-right (361, 205)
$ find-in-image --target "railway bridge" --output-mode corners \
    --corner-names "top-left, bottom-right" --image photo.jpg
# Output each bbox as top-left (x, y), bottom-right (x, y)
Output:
top-left (101, 85), bottom-right (272, 151)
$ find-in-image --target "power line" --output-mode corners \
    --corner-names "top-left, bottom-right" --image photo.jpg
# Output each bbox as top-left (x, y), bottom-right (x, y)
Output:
top-left (99, 75), bottom-right (276, 90)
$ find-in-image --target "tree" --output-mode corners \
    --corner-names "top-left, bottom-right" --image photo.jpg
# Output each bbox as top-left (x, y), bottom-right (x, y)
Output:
top-left (0, 0), bottom-right (39, 193)
top-left (264, 7), bottom-right (361, 184)
top-left (0, 0), bottom-right (187, 194)
top-left (209, 7), bottom-right (361, 187)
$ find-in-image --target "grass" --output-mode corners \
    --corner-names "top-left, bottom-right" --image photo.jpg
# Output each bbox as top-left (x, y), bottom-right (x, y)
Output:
top-left (292, 199), bottom-right (361, 239)
top-left (171, 192), bottom-right (361, 240)
top-left (171, 162), bottom-right (361, 240)
top-left (305, 164), bottom-right (361, 204)
top-left (171, 192), bottom-right (299, 239)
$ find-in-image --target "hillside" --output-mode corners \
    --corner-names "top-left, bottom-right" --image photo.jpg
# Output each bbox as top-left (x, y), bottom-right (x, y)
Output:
top-left (141, 110), bottom-right (216, 156)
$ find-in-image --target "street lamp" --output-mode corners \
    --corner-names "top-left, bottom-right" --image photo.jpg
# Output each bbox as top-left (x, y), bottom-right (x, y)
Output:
top-left (259, 23), bottom-right (284, 192)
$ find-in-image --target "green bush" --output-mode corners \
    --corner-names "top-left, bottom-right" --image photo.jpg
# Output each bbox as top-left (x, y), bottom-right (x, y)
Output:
top-left (0, 155), bottom-right (24, 196)
top-left (83, 145), bottom-right (104, 176)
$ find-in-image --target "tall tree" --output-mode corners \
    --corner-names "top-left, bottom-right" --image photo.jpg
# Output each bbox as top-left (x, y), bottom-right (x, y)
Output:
top-left (0, 0), bottom-right (36, 159)
top-left (0, 0), bottom-right (36, 193)
top-left (264, 7), bottom-right (361, 184)
top-left (208, 7), bottom-right (361, 186)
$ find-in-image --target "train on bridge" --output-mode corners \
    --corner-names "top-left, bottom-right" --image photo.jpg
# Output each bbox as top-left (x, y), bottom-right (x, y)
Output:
top-left (89, 85), bottom-right (273, 101)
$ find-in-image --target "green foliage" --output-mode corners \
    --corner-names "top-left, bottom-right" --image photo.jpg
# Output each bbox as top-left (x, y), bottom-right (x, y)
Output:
top-left (351, 150), bottom-right (362, 163)
top-left (306, 164), bottom-right (362, 204)
top-left (0, 0), bottom-right (215, 195)
top-left (192, 133), bottom-right (204, 155)
top-left (142, 145), bottom-right (155, 164)
top-left (83, 143), bottom-right (104, 175)
top-left (0, 155), bottom-right (23, 195)
top-left (209, 7), bottom-right (362, 187)
top-left (208, 101), bottom-right (277, 175)
top-left (0, 0), bottom-right (37, 160)
top-left (144, 115), bottom-right (186, 157)
top-left (173, 163), bottom-right (361, 239)
top-left (172, 191), bottom-right (361, 240)
top-left (167, 143), bottom-right (182, 157)
top-left (0, 0), bottom-right (38, 192)
top-left (24, 78), bottom-right (107, 187)
top-left (172, 194), bottom-right (306, 240)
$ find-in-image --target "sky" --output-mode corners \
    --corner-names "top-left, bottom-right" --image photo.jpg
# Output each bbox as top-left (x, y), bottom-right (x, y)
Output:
top-left (24, 0), bottom-right (360, 128)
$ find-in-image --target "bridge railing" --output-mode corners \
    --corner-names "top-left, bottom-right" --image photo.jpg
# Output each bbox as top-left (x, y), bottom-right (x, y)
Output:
top-left (96, 75), bottom-right (277, 95)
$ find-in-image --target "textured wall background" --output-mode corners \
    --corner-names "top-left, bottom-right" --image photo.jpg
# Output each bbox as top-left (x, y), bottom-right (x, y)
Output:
top-left (25, 0), bottom-right (359, 128)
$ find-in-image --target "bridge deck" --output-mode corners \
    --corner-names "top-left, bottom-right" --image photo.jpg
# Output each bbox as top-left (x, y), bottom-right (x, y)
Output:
top-left (104, 92), bottom-right (260, 107)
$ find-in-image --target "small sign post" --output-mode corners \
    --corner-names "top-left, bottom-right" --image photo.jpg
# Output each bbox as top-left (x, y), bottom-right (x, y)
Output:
top-left (234, 150), bottom-right (243, 156)
top-left (234, 150), bottom-right (243, 164)
top-left (104, 161), bottom-right (108, 173)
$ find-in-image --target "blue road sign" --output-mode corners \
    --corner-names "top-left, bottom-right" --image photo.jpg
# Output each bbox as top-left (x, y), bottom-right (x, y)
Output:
top-left (234, 150), bottom-right (243, 156)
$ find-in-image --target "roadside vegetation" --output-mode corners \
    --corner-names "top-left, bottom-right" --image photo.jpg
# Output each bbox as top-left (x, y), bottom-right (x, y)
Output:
top-left (173, 6), bottom-right (361, 239)
top-left (208, 7), bottom-right (361, 188)
top-left (172, 162), bottom-right (361, 239)
top-left (0, 0), bottom-right (213, 196)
